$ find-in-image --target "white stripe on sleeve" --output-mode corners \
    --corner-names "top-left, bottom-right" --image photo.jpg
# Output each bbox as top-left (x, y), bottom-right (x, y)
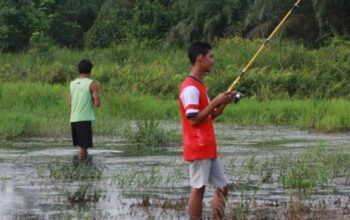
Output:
top-left (180, 86), bottom-right (200, 116)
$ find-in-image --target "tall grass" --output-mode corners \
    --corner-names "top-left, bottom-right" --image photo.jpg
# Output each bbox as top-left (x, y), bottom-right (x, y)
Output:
top-left (2, 82), bottom-right (350, 140)
top-left (1, 38), bottom-right (349, 98)
top-left (0, 82), bottom-right (179, 140)
top-left (223, 98), bottom-right (350, 131)
top-left (0, 38), bottom-right (349, 139)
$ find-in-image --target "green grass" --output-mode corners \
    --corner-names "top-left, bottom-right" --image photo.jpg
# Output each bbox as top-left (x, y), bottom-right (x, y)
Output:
top-left (1, 38), bottom-right (349, 99)
top-left (223, 98), bottom-right (350, 131)
top-left (0, 37), bottom-right (349, 139)
top-left (2, 82), bottom-right (350, 140)
top-left (0, 82), bottom-right (179, 140)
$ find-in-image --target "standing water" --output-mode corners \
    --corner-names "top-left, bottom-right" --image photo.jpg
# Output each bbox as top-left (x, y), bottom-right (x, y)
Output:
top-left (0, 125), bottom-right (349, 219)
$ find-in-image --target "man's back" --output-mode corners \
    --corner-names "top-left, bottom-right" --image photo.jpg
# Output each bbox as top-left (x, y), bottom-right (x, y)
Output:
top-left (70, 78), bottom-right (95, 123)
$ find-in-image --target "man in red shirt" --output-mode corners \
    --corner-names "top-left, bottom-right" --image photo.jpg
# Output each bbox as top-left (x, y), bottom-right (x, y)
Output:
top-left (178, 41), bottom-right (237, 219)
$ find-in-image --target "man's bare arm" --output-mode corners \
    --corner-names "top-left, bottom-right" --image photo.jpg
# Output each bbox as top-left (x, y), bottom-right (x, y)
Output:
top-left (189, 92), bottom-right (231, 126)
top-left (90, 81), bottom-right (100, 107)
top-left (211, 104), bottom-right (227, 120)
top-left (68, 92), bottom-right (71, 106)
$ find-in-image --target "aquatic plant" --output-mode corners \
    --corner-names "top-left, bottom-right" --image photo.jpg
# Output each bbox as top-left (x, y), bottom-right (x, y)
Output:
top-left (277, 146), bottom-right (334, 193)
top-left (48, 159), bottom-right (104, 181)
top-left (47, 158), bottom-right (105, 205)
top-left (228, 155), bottom-right (261, 219)
top-left (112, 162), bottom-right (183, 188)
top-left (326, 150), bottom-right (350, 180)
top-left (67, 182), bottom-right (101, 204)
top-left (126, 118), bottom-right (171, 151)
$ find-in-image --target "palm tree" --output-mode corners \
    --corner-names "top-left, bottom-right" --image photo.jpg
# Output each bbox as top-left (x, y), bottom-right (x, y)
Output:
top-left (311, 0), bottom-right (350, 39)
top-left (167, 0), bottom-right (247, 45)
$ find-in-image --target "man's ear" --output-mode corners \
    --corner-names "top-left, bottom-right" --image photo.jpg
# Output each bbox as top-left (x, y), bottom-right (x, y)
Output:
top-left (197, 54), bottom-right (203, 63)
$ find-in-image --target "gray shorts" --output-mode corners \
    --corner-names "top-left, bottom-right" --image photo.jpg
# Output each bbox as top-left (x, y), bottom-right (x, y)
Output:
top-left (188, 159), bottom-right (228, 190)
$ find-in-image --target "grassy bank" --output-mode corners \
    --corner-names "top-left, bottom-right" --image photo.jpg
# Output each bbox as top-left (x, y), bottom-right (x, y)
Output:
top-left (1, 83), bottom-right (350, 140)
top-left (0, 37), bottom-right (349, 99)
top-left (0, 83), bottom-right (178, 140)
top-left (223, 98), bottom-right (350, 131)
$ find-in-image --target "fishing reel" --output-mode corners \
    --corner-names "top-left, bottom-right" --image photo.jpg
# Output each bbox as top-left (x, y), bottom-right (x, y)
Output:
top-left (231, 91), bottom-right (243, 103)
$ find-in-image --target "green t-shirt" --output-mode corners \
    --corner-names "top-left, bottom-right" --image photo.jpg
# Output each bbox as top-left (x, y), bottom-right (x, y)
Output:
top-left (70, 78), bottom-right (95, 122)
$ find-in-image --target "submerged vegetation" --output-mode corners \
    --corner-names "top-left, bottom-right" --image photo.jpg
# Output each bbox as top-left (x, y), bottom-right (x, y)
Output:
top-left (47, 157), bottom-right (104, 204)
top-left (233, 145), bottom-right (350, 194)
top-left (226, 145), bottom-right (350, 219)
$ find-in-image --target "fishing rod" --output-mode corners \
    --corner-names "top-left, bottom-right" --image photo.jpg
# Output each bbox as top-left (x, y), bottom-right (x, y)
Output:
top-left (227, 0), bottom-right (303, 93)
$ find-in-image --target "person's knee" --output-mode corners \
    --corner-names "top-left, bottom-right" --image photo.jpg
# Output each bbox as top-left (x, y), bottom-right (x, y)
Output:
top-left (222, 185), bottom-right (228, 197)
top-left (192, 186), bottom-right (205, 194)
top-left (216, 185), bottom-right (228, 198)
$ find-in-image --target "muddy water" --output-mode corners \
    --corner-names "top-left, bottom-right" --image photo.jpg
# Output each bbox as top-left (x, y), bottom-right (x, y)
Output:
top-left (0, 125), bottom-right (350, 219)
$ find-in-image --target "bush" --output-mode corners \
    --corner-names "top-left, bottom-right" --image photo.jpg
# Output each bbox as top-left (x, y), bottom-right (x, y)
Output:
top-left (29, 31), bottom-right (54, 54)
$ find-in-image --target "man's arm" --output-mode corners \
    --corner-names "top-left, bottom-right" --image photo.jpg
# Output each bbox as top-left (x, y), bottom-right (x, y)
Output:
top-left (189, 92), bottom-right (231, 126)
top-left (90, 81), bottom-right (100, 107)
top-left (68, 92), bottom-right (71, 106)
top-left (211, 91), bottom-right (241, 120)
top-left (211, 104), bottom-right (227, 120)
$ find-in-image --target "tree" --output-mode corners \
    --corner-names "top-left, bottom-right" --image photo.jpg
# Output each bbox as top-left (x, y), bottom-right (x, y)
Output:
top-left (167, 0), bottom-right (244, 45)
top-left (0, 0), bottom-right (49, 52)
top-left (45, 0), bottom-right (102, 48)
top-left (0, 0), bottom-right (102, 51)
top-left (85, 0), bottom-right (175, 48)
top-left (311, 0), bottom-right (350, 39)
top-left (242, 0), bottom-right (349, 42)
top-left (127, 0), bottom-right (175, 41)
top-left (85, 0), bottom-right (132, 48)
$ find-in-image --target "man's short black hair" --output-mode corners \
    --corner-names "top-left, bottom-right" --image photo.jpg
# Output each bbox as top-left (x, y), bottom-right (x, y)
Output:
top-left (78, 59), bottom-right (93, 74)
top-left (188, 41), bottom-right (212, 65)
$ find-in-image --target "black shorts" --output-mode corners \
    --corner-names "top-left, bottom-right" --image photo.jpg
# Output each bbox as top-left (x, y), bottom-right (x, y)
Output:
top-left (71, 121), bottom-right (93, 149)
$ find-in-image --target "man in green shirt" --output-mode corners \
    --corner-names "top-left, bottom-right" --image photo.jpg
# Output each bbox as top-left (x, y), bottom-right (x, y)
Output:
top-left (69, 59), bottom-right (100, 158)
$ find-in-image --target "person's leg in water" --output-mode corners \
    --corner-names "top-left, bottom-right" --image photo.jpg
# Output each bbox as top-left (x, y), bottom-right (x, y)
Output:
top-left (77, 121), bottom-right (92, 159)
top-left (212, 185), bottom-right (229, 220)
top-left (79, 146), bottom-right (88, 159)
top-left (189, 186), bottom-right (205, 220)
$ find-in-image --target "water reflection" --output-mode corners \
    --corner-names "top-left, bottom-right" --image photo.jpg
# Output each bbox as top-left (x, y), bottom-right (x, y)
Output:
top-left (72, 154), bottom-right (93, 168)
top-left (67, 155), bottom-right (102, 204)
top-left (46, 154), bottom-right (103, 206)
top-left (48, 155), bottom-right (102, 181)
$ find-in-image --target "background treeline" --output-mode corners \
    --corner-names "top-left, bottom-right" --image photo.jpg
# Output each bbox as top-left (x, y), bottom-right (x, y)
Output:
top-left (0, 0), bottom-right (349, 52)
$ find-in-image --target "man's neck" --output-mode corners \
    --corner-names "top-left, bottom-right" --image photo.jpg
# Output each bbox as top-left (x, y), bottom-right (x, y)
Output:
top-left (79, 73), bottom-right (90, 78)
top-left (189, 66), bottom-right (205, 83)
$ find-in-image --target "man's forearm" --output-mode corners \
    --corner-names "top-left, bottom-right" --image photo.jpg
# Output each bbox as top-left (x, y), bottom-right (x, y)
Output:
top-left (211, 104), bottom-right (226, 120)
top-left (189, 101), bottom-right (220, 125)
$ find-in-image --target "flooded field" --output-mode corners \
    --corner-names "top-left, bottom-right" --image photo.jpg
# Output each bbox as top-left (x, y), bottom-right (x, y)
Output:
top-left (1, 125), bottom-right (350, 219)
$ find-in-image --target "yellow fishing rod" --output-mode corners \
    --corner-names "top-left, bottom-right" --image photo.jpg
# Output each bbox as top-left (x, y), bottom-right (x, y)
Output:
top-left (227, 0), bottom-right (303, 93)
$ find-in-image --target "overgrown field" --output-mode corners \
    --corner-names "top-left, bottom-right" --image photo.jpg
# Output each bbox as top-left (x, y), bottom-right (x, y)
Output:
top-left (1, 38), bottom-right (350, 139)
top-left (1, 37), bottom-right (349, 98)
top-left (1, 83), bottom-right (350, 140)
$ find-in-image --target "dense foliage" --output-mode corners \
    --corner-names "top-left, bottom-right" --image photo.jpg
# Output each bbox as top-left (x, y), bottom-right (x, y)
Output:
top-left (0, 0), bottom-right (349, 51)
top-left (0, 38), bottom-right (349, 99)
